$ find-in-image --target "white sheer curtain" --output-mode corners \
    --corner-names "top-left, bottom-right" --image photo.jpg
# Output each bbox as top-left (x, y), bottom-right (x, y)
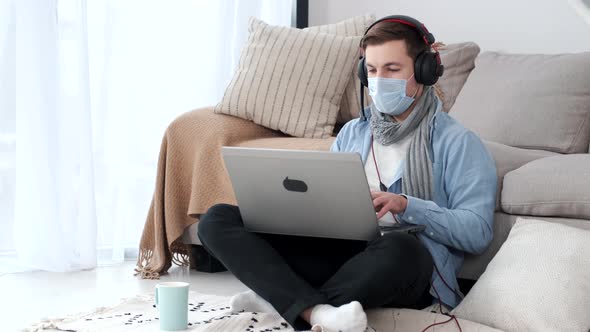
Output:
top-left (3, 0), bottom-right (292, 273)
top-left (0, 0), bottom-right (16, 267)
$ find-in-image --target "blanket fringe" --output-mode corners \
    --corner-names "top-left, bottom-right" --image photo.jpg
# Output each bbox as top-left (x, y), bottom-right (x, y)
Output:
top-left (134, 248), bottom-right (160, 280)
top-left (134, 240), bottom-right (192, 280)
top-left (170, 240), bottom-right (192, 267)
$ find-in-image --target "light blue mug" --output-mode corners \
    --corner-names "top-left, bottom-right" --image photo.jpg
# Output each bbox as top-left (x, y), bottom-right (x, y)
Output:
top-left (155, 282), bottom-right (190, 331)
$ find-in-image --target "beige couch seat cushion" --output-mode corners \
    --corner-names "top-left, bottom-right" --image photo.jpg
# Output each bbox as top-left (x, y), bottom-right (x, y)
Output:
top-left (502, 154), bottom-right (590, 219)
top-left (451, 52), bottom-right (590, 154)
top-left (215, 17), bottom-right (361, 139)
top-left (483, 141), bottom-right (558, 210)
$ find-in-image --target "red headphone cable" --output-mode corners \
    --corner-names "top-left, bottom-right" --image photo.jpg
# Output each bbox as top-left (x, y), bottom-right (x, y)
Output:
top-left (421, 265), bottom-right (463, 332)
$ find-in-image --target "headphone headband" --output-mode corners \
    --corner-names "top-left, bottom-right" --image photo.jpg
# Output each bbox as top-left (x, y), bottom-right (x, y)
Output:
top-left (362, 15), bottom-right (435, 47)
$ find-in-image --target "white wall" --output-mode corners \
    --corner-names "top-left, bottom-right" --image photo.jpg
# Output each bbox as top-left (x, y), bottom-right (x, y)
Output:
top-left (309, 0), bottom-right (590, 54)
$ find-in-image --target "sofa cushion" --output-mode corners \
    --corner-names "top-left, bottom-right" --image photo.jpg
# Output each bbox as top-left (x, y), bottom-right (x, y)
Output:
top-left (305, 15), bottom-right (375, 125)
top-left (452, 218), bottom-right (590, 332)
top-left (483, 140), bottom-right (558, 210)
top-left (215, 17), bottom-right (360, 139)
top-left (450, 52), bottom-right (590, 154)
top-left (502, 154), bottom-right (590, 219)
top-left (435, 42), bottom-right (481, 113)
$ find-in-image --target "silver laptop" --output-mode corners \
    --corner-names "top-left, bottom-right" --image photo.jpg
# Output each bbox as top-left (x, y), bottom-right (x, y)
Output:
top-left (221, 147), bottom-right (380, 241)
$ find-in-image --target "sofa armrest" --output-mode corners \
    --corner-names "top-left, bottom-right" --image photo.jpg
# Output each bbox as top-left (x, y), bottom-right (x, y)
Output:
top-left (502, 154), bottom-right (590, 219)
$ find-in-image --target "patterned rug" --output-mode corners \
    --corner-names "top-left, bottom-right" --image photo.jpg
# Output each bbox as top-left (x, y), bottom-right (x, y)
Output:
top-left (25, 291), bottom-right (479, 332)
top-left (26, 291), bottom-right (297, 332)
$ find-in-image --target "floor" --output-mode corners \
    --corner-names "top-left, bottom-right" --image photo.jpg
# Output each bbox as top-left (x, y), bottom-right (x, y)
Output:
top-left (2, 261), bottom-right (247, 332)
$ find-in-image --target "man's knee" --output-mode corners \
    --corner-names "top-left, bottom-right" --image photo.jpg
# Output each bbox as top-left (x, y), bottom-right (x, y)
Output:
top-left (197, 203), bottom-right (240, 239)
top-left (204, 203), bottom-right (240, 219)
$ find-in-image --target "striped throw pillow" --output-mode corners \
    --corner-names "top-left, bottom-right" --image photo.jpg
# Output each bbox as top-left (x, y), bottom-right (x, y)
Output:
top-left (304, 15), bottom-right (375, 124)
top-left (214, 17), bottom-right (361, 139)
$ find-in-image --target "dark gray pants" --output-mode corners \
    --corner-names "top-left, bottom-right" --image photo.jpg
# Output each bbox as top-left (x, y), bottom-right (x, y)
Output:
top-left (197, 203), bottom-right (434, 330)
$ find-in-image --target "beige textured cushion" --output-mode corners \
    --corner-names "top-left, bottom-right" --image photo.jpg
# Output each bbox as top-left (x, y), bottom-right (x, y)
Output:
top-left (459, 212), bottom-right (590, 281)
top-left (450, 52), bottom-right (590, 154)
top-left (502, 154), bottom-right (590, 219)
top-left (305, 15), bottom-right (375, 124)
top-left (436, 42), bottom-right (480, 113)
top-left (215, 17), bottom-right (360, 138)
top-left (483, 140), bottom-right (558, 210)
top-left (452, 218), bottom-right (590, 332)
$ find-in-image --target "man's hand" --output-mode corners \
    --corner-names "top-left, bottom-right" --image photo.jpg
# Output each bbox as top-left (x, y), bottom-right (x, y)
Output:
top-left (371, 191), bottom-right (408, 220)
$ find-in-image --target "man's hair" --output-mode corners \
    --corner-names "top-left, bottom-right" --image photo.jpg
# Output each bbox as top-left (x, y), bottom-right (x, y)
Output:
top-left (360, 21), bottom-right (430, 61)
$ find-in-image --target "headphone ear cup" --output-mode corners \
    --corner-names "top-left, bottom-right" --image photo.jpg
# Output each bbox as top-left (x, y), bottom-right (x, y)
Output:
top-left (357, 57), bottom-right (368, 87)
top-left (415, 51), bottom-right (439, 86)
top-left (414, 52), bottom-right (426, 85)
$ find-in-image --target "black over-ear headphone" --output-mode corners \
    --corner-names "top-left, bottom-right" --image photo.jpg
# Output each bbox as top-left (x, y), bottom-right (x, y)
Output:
top-left (357, 15), bottom-right (444, 87)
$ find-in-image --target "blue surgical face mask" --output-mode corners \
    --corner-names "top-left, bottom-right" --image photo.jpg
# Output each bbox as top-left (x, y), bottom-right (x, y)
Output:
top-left (368, 74), bottom-right (418, 116)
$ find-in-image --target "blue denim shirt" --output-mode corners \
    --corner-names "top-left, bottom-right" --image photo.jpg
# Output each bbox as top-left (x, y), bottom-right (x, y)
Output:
top-left (330, 100), bottom-right (497, 308)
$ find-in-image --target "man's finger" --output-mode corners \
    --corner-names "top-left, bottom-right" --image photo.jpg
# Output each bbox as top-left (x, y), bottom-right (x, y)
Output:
top-left (372, 196), bottom-right (389, 207)
top-left (376, 203), bottom-right (393, 219)
top-left (371, 191), bottom-right (386, 199)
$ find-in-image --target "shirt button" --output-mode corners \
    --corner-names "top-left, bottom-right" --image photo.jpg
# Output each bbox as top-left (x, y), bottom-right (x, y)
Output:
top-left (430, 232), bottom-right (434, 236)
top-left (408, 216), bottom-right (414, 221)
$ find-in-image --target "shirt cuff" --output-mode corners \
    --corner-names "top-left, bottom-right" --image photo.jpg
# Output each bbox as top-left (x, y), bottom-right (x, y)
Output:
top-left (398, 194), bottom-right (428, 224)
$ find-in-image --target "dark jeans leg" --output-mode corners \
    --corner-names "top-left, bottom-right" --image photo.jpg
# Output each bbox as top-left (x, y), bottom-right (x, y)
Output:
top-left (318, 231), bottom-right (434, 310)
top-left (198, 204), bottom-right (433, 330)
top-left (197, 204), bottom-right (330, 328)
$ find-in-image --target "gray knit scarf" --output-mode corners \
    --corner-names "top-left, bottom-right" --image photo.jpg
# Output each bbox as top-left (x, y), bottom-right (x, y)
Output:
top-left (369, 86), bottom-right (437, 201)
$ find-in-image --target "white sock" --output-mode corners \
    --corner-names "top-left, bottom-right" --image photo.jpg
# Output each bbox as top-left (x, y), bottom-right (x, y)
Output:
top-left (230, 290), bottom-right (278, 314)
top-left (309, 301), bottom-right (367, 332)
